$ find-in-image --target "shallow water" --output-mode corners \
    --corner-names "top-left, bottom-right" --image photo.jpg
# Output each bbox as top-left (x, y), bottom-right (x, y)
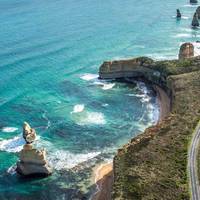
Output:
top-left (0, 0), bottom-right (199, 199)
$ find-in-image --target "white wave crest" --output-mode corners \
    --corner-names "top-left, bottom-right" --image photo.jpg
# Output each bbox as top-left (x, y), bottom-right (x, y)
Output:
top-left (93, 81), bottom-right (115, 90)
top-left (48, 150), bottom-right (101, 170)
top-left (1, 127), bottom-right (18, 133)
top-left (0, 136), bottom-right (25, 152)
top-left (183, 4), bottom-right (198, 7)
top-left (7, 165), bottom-right (17, 175)
top-left (80, 73), bottom-right (98, 81)
top-left (1, 135), bottom-right (101, 171)
top-left (77, 112), bottom-right (106, 125)
top-left (173, 33), bottom-right (191, 38)
top-left (0, 135), bottom-right (40, 153)
top-left (102, 83), bottom-right (115, 90)
top-left (71, 104), bottom-right (85, 113)
top-left (193, 42), bottom-right (200, 56)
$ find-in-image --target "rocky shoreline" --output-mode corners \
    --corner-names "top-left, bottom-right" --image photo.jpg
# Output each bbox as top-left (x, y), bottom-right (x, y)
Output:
top-left (94, 53), bottom-right (200, 199)
top-left (92, 83), bottom-right (171, 200)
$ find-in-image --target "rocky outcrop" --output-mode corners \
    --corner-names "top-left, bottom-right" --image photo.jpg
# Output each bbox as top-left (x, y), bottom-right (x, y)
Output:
top-left (176, 9), bottom-right (181, 18)
top-left (16, 144), bottom-right (52, 176)
top-left (23, 122), bottom-right (36, 144)
top-left (192, 12), bottom-right (199, 27)
top-left (99, 57), bottom-right (155, 79)
top-left (16, 123), bottom-right (52, 177)
top-left (178, 43), bottom-right (194, 59)
top-left (196, 6), bottom-right (200, 19)
top-left (190, 0), bottom-right (198, 3)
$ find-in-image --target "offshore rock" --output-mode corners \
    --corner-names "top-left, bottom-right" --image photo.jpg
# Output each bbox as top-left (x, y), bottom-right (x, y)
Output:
top-left (190, 0), bottom-right (198, 3)
top-left (196, 6), bottom-right (200, 19)
top-left (23, 122), bottom-right (36, 144)
top-left (192, 12), bottom-right (199, 27)
top-left (178, 43), bottom-right (194, 59)
top-left (16, 144), bottom-right (52, 176)
top-left (176, 9), bottom-right (181, 18)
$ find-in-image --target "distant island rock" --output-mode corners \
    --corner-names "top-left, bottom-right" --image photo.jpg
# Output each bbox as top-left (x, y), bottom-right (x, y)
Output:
top-left (176, 9), bottom-right (181, 18)
top-left (196, 6), bottom-right (200, 19)
top-left (190, 0), bottom-right (198, 4)
top-left (192, 12), bottom-right (199, 27)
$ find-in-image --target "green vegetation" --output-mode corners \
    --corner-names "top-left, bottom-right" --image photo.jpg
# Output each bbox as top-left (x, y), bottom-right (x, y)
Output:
top-left (112, 57), bottom-right (200, 200)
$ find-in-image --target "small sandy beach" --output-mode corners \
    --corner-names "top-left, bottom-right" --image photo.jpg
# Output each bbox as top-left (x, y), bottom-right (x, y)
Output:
top-left (92, 162), bottom-right (113, 200)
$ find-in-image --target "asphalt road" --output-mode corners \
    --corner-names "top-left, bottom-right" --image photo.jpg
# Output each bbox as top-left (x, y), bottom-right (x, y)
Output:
top-left (188, 123), bottom-right (200, 200)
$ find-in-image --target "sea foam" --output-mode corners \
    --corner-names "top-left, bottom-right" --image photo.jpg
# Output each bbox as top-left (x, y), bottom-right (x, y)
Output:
top-left (71, 104), bottom-right (85, 113)
top-left (1, 127), bottom-right (18, 133)
top-left (80, 73), bottom-right (99, 81)
top-left (93, 81), bottom-right (115, 90)
top-left (0, 135), bottom-right (40, 153)
top-left (48, 150), bottom-right (101, 170)
top-left (77, 112), bottom-right (106, 125)
top-left (0, 136), bottom-right (25, 153)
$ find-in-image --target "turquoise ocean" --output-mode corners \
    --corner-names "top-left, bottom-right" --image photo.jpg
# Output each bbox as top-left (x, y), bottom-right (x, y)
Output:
top-left (0, 0), bottom-right (200, 199)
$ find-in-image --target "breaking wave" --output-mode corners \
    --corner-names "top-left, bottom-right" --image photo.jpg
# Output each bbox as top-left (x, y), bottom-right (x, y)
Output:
top-left (80, 73), bottom-right (98, 81)
top-left (0, 136), bottom-right (25, 153)
top-left (93, 81), bottom-right (115, 90)
top-left (0, 135), bottom-right (40, 153)
top-left (71, 104), bottom-right (85, 113)
top-left (48, 150), bottom-right (101, 170)
top-left (76, 112), bottom-right (106, 125)
top-left (1, 127), bottom-right (18, 133)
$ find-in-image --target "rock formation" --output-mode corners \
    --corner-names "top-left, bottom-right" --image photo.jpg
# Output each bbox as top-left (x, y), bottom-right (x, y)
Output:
top-left (192, 12), bottom-right (199, 27)
top-left (190, 0), bottom-right (198, 3)
top-left (196, 6), bottom-right (200, 19)
top-left (176, 9), bottom-right (181, 18)
top-left (23, 122), bottom-right (36, 144)
top-left (16, 144), bottom-right (52, 176)
top-left (178, 43), bottom-right (194, 59)
top-left (16, 122), bottom-right (52, 177)
top-left (98, 56), bottom-right (200, 199)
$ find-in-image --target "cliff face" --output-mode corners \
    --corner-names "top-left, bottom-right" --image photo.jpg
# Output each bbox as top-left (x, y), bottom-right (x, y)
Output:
top-left (100, 56), bottom-right (200, 200)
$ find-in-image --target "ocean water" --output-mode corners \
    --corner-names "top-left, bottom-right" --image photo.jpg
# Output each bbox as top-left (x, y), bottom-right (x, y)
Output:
top-left (0, 0), bottom-right (199, 199)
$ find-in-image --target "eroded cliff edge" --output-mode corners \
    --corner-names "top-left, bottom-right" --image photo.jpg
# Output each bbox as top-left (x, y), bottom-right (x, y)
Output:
top-left (99, 56), bottom-right (200, 199)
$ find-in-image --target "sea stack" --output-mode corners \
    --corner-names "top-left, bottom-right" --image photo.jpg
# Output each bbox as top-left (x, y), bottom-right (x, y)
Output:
top-left (192, 12), bottom-right (199, 27)
top-left (16, 123), bottom-right (52, 177)
top-left (190, 0), bottom-right (198, 3)
top-left (178, 43), bottom-right (194, 59)
top-left (196, 6), bottom-right (200, 19)
top-left (176, 9), bottom-right (181, 18)
top-left (23, 122), bottom-right (36, 144)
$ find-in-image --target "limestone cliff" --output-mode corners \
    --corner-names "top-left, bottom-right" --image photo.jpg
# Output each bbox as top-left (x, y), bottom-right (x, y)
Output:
top-left (99, 56), bottom-right (200, 199)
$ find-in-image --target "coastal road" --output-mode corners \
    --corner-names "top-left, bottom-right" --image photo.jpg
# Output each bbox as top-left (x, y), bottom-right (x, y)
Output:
top-left (188, 122), bottom-right (200, 200)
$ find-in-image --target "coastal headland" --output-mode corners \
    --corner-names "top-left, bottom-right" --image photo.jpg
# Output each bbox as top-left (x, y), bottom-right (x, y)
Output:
top-left (94, 56), bottom-right (200, 199)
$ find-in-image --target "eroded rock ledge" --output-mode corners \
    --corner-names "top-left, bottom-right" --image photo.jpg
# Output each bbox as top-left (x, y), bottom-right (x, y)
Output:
top-left (99, 56), bottom-right (200, 199)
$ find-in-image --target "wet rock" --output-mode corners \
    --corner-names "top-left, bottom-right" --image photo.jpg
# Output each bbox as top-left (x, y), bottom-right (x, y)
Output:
top-left (192, 12), bottom-right (199, 27)
top-left (179, 43), bottom-right (194, 59)
top-left (190, 0), bottom-right (198, 3)
top-left (196, 6), bottom-right (200, 19)
top-left (176, 9), bottom-right (181, 18)
top-left (16, 144), bottom-right (52, 176)
top-left (23, 122), bottom-right (36, 144)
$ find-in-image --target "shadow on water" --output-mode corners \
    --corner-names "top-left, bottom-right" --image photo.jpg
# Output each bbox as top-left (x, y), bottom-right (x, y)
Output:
top-left (0, 166), bottom-right (98, 200)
